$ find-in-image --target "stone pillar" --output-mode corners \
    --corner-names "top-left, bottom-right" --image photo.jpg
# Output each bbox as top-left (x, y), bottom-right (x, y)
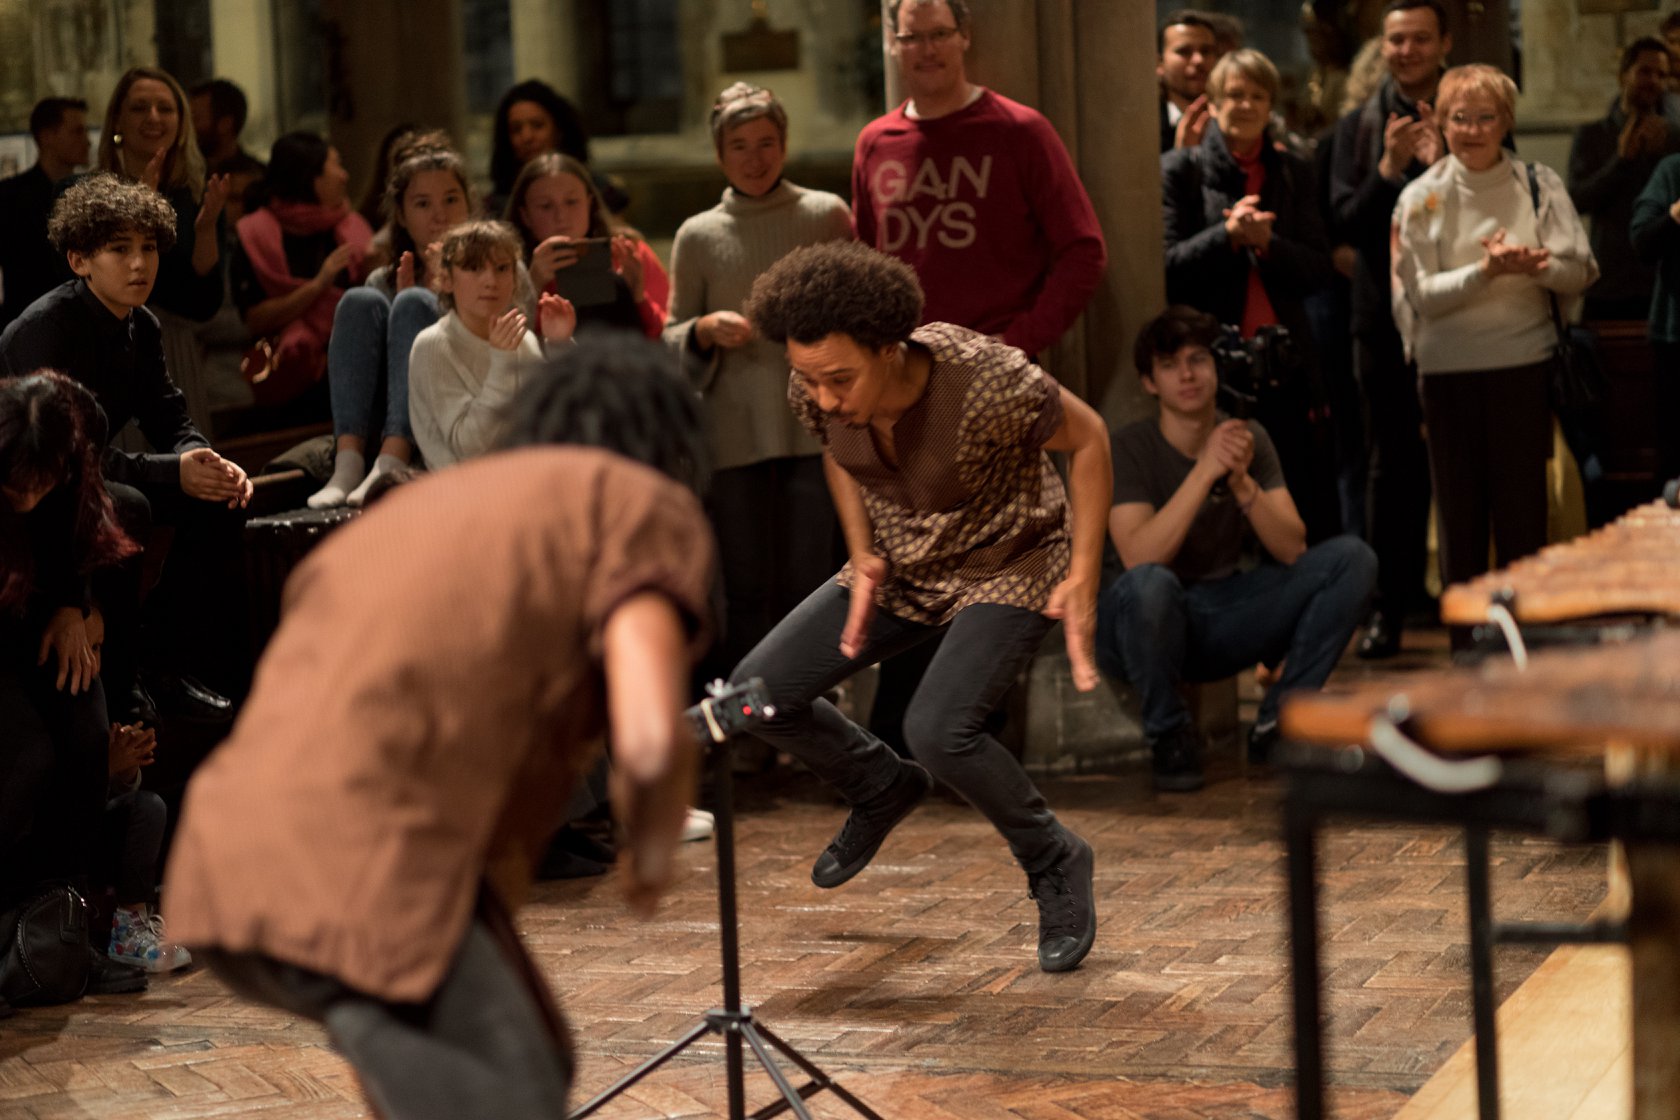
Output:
top-left (876, 0), bottom-right (1162, 424)
top-left (321, 0), bottom-right (465, 193)
top-left (209, 0), bottom-right (276, 153)
top-left (508, 0), bottom-right (581, 98)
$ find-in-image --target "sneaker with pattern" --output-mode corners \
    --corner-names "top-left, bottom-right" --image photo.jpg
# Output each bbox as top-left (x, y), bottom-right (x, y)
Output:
top-left (108, 904), bottom-right (192, 973)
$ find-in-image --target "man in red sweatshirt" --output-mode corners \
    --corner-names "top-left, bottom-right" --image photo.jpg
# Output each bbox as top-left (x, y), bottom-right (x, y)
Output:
top-left (852, 0), bottom-right (1107, 360)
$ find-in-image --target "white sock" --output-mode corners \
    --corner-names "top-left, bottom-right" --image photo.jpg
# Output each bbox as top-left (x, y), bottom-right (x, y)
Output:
top-left (347, 453), bottom-right (408, 507)
top-left (307, 449), bottom-right (365, 509)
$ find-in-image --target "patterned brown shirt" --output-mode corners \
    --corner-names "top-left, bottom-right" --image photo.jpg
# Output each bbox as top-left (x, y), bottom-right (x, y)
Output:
top-left (789, 322), bottom-right (1070, 625)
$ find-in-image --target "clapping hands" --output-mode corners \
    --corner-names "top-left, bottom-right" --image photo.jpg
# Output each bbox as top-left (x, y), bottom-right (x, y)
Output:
top-left (1479, 227), bottom-right (1550, 277)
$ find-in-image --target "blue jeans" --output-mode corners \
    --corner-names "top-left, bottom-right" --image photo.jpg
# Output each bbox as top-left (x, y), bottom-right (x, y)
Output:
top-left (1095, 536), bottom-right (1376, 738)
top-left (326, 286), bottom-right (438, 443)
top-left (731, 583), bottom-right (1065, 873)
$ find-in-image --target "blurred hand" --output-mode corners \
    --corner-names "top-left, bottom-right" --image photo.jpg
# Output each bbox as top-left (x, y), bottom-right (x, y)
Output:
top-left (1175, 96), bottom-right (1210, 149)
top-left (315, 241), bottom-right (361, 288)
top-left (39, 607), bottom-right (97, 694)
top-left (839, 554), bottom-right (889, 659)
top-left (488, 307), bottom-right (528, 351)
top-left (537, 292), bottom-right (576, 343)
top-left (1044, 575), bottom-right (1098, 692)
top-left (108, 722), bottom-right (157, 779)
top-left (179, 446), bottom-right (252, 508)
top-left (611, 235), bottom-right (644, 302)
top-left (396, 250), bottom-right (417, 292)
top-left (696, 310), bottom-right (752, 350)
top-left (195, 174), bottom-right (230, 233)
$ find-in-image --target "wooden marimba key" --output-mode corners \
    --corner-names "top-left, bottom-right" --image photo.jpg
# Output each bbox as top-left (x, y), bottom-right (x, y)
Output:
top-left (1440, 500), bottom-right (1680, 627)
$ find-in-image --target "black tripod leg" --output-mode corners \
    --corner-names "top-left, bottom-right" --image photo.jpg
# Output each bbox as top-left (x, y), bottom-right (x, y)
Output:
top-left (738, 1022), bottom-right (816, 1120)
top-left (752, 1021), bottom-right (887, 1120)
top-left (567, 1017), bottom-right (716, 1119)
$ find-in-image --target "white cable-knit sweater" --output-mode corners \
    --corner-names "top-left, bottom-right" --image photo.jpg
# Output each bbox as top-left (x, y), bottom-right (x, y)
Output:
top-left (408, 310), bottom-right (544, 469)
top-left (1392, 154), bottom-right (1598, 374)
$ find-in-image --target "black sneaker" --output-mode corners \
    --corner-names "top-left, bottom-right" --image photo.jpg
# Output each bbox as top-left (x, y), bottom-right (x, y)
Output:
top-left (1028, 830), bottom-right (1096, 973)
top-left (1247, 721), bottom-right (1281, 767)
top-left (1149, 724), bottom-right (1205, 792)
top-left (811, 761), bottom-right (931, 889)
top-left (86, 949), bottom-right (148, 995)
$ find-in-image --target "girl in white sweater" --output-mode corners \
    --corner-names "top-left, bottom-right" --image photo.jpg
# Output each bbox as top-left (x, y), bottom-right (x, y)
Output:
top-left (408, 221), bottom-right (574, 469)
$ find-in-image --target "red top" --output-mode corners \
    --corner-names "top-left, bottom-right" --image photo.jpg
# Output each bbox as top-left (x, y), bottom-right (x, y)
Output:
top-left (851, 89), bottom-right (1106, 357)
top-left (1233, 145), bottom-right (1279, 339)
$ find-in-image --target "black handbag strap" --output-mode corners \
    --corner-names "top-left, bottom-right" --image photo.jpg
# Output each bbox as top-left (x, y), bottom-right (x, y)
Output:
top-left (1524, 161), bottom-right (1569, 345)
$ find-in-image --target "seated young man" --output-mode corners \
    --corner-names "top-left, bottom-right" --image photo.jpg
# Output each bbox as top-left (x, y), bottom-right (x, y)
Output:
top-left (0, 173), bottom-right (253, 717)
top-left (1097, 306), bottom-right (1375, 791)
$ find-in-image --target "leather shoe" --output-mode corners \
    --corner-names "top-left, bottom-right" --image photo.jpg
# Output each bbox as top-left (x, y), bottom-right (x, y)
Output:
top-left (138, 671), bottom-right (233, 724)
top-left (86, 949), bottom-right (148, 995)
top-left (811, 761), bottom-right (931, 889)
top-left (1356, 613), bottom-right (1401, 660)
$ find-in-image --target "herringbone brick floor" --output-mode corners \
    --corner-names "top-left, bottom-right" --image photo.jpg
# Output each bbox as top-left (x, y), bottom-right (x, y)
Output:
top-left (0, 750), bottom-right (1606, 1119)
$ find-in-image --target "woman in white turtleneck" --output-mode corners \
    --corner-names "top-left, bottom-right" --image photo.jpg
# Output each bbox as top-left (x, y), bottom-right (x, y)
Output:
top-left (663, 83), bottom-right (854, 676)
top-left (1392, 63), bottom-right (1598, 590)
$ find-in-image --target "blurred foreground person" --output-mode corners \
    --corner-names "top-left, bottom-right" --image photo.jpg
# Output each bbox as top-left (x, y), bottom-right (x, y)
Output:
top-left (164, 335), bottom-right (716, 1118)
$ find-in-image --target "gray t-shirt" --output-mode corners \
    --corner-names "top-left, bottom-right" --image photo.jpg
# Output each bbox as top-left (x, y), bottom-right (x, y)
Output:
top-left (1107, 415), bottom-right (1285, 585)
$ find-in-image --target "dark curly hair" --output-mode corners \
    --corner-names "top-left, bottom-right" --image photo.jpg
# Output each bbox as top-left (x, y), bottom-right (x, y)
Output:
top-left (490, 80), bottom-right (591, 199)
top-left (1133, 305), bottom-right (1222, 377)
top-left (47, 172), bottom-right (178, 256)
top-left (744, 241), bottom-right (923, 350)
top-left (0, 372), bottom-right (137, 616)
top-left (495, 331), bottom-right (708, 495)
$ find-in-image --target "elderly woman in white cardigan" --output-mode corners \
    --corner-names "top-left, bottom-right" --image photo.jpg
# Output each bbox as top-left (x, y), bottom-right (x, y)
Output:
top-left (1391, 63), bottom-right (1597, 590)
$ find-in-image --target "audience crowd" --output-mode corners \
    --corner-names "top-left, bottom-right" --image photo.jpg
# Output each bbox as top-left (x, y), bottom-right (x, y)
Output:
top-left (1, 0), bottom-right (1675, 1000)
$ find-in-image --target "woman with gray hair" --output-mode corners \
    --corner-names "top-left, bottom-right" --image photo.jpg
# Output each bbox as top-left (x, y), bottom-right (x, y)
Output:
top-left (1392, 63), bottom-right (1597, 588)
top-left (664, 82), bottom-right (853, 676)
top-left (1160, 47), bottom-right (1339, 541)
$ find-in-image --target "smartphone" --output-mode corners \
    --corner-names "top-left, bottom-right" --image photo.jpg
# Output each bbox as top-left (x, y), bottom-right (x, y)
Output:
top-left (548, 237), bottom-right (618, 308)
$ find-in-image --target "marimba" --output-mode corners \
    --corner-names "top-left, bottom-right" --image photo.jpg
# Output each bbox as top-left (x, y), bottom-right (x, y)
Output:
top-left (1440, 500), bottom-right (1680, 629)
top-left (1279, 631), bottom-right (1680, 1120)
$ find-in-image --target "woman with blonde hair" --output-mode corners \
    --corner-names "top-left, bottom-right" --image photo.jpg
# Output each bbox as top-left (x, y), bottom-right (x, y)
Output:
top-left (1392, 63), bottom-right (1598, 587)
top-left (96, 66), bottom-right (230, 427)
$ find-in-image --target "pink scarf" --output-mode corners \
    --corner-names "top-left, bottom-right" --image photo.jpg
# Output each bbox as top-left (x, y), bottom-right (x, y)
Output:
top-left (236, 201), bottom-right (374, 343)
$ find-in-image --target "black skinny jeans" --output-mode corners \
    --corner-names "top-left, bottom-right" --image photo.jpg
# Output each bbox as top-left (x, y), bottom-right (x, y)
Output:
top-left (731, 583), bottom-right (1065, 874)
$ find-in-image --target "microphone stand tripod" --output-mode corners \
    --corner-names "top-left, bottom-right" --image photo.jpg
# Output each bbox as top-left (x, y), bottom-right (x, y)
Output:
top-left (568, 680), bottom-right (885, 1120)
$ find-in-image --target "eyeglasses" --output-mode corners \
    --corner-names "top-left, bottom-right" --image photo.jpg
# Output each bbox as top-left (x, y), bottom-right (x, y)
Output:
top-left (894, 26), bottom-right (959, 48)
top-left (1446, 112), bottom-right (1501, 132)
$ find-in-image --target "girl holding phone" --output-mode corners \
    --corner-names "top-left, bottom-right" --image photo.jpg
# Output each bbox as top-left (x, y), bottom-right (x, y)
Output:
top-left (503, 153), bottom-right (666, 338)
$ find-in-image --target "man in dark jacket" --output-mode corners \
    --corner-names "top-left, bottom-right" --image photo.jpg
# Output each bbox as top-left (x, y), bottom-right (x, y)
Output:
top-left (1158, 11), bottom-right (1219, 152)
top-left (0, 98), bottom-right (88, 331)
top-left (1569, 37), bottom-right (1680, 321)
top-left (1325, 0), bottom-right (1449, 659)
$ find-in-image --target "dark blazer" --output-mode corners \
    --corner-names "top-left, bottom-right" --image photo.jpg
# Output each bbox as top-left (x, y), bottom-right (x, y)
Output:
top-left (1161, 122), bottom-right (1334, 351)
